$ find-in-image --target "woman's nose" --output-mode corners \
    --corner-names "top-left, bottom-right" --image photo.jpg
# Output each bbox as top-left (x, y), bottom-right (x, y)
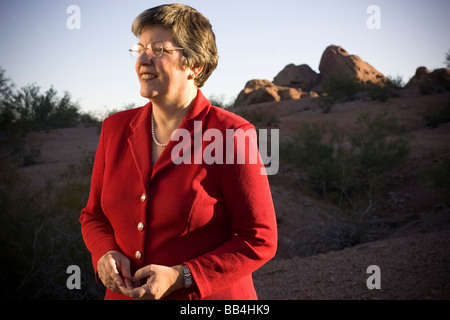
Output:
top-left (137, 50), bottom-right (153, 65)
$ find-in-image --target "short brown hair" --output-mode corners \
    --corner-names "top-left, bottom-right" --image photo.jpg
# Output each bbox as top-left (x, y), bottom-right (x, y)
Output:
top-left (132, 3), bottom-right (219, 88)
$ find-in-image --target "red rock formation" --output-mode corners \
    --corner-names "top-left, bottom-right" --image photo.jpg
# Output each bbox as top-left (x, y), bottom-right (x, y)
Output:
top-left (318, 45), bottom-right (385, 84)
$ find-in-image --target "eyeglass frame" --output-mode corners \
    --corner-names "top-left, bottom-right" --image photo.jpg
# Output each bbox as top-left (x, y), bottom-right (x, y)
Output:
top-left (129, 41), bottom-right (184, 58)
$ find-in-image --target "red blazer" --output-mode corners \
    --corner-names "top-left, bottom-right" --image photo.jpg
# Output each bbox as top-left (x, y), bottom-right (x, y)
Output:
top-left (80, 90), bottom-right (277, 300)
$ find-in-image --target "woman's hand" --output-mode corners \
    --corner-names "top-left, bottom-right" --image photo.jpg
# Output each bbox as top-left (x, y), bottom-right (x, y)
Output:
top-left (129, 264), bottom-right (184, 300)
top-left (97, 250), bottom-right (134, 295)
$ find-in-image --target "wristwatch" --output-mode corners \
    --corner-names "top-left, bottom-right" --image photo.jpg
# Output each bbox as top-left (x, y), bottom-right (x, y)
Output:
top-left (182, 264), bottom-right (193, 288)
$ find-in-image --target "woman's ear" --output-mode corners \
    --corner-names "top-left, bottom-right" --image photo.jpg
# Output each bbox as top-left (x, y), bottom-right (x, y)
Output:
top-left (190, 66), bottom-right (204, 80)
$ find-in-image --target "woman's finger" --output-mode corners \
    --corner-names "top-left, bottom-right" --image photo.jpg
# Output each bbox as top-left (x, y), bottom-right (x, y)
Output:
top-left (132, 265), bottom-right (154, 282)
top-left (131, 284), bottom-right (149, 299)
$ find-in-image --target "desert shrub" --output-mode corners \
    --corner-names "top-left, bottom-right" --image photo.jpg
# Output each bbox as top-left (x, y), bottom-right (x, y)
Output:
top-left (239, 107), bottom-right (280, 128)
top-left (417, 158), bottom-right (450, 197)
top-left (317, 72), bottom-right (362, 113)
top-left (367, 76), bottom-right (402, 102)
top-left (446, 49), bottom-right (450, 68)
top-left (2, 84), bottom-right (81, 132)
top-left (281, 110), bottom-right (410, 209)
top-left (419, 72), bottom-right (450, 95)
top-left (0, 68), bottom-right (15, 129)
top-left (322, 72), bottom-right (362, 102)
top-left (419, 80), bottom-right (435, 96)
top-left (79, 112), bottom-right (102, 128)
top-left (1, 66), bottom-right (102, 135)
top-left (209, 94), bottom-right (235, 109)
top-left (423, 102), bottom-right (450, 128)
top-left (296, 203), bottom-right (376, 257)
top-left (281, 110), bottom-right (410, 255)
top-left (387, 74), bottom-right (405, 88)
top-left (0, 153), bottom-right (104, 299)
top-left (318, 93), bottom-right (335, 113)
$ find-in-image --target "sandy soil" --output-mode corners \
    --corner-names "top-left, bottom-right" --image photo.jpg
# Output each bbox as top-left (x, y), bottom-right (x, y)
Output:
top-left (254, 228), bottom-right (450, 299)
top-left (19, 89), bottom-right (450, 300)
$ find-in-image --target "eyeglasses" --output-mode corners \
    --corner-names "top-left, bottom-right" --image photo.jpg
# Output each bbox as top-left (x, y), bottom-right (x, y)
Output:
top-left (129, 42), bottom-right (184, 58)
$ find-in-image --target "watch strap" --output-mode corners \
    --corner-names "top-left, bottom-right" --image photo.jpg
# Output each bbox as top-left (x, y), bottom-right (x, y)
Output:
top-left (182, 264), bottom-right (193, 288)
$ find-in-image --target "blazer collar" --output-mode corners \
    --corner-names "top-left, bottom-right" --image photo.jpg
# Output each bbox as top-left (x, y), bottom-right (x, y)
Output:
top-left (181, 89), bottom-right (211, 131)
top-left (128, 89), bottom-right (211, 189)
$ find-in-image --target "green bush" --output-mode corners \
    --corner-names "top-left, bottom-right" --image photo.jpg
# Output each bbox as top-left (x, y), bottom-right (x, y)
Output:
top-left (419, 71), bottom-right (450, 95)
top-left (417, 159), bottom-right (450, 197)
top-left (281, 110), bottom-right (410, 209)
top-left (1, 84), bottom-right (81, 132)
top-left (322, 72), bottom-right (362, 103)
top-left (1, 66), bottom-right (101, 134)
top-left (318, 93), bottom-right (335, 113)
top-left (367, 76), bottom-right (402, 102)
top-left (295, 203), bottom-right (376, 257)
top-left (209, 94), bottom-right (235, 109)
top-left (239, 107), bottom-right (280, 128)
top-left (423, 102), bottom-right (450, 128)
top-left (281, 110), bottom-right (410, 255)
top-left (419, 80), bottom-right (435, 96)
top-left (317, 72), bottom-right (363, 113)
top-left (0, 153), bottom-right (104, 299)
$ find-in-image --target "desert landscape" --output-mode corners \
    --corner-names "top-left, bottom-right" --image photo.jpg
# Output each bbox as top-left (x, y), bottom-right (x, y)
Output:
top-left (247, 92), bottom-right (450, 299)
top-left (1, 45), bottom-right (449, 299)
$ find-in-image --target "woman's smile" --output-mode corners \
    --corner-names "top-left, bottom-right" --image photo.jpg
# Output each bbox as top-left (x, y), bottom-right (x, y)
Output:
top-left (141, 73), bottom-right (157, 81)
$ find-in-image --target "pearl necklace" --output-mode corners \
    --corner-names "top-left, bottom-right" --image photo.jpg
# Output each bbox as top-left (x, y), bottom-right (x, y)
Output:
top-left (151, 112), bottom-right (169, 147)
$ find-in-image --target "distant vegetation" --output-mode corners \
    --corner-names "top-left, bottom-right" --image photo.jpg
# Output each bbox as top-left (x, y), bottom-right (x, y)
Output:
top-left (417, 158), bottom-right (450, 197)
top-left (423, 101), bottom-right (450, 128)
top-left (318, 72), bottom-right (403, 113)
top-left (445, 49), bottom-right (450, 68)
top-left (0, 67), bottom-right (99, 136)
top-left (208, 94), bottom-right (235, 109)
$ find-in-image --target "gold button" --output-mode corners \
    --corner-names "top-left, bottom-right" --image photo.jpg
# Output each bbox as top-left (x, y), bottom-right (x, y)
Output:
top-left (137, 222), bottom-right (145, 231)
top-left (140, 193), bottom-right (146, 202)
top-left (135, 251), bottom-right (142, 260)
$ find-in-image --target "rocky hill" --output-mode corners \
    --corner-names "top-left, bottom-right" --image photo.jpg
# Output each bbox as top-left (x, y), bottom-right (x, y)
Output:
top-left (234, 44), bottom-right (449, 107)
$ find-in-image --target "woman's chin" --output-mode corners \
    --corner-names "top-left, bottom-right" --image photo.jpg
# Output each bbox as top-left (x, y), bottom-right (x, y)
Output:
top-left (140, 88), bottom-right (158, 100)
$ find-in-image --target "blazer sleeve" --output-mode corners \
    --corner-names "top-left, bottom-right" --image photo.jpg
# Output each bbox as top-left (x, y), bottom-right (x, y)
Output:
top-left (184, 123), bottom-right (278, 299)
top-left (79, 120), bottom-right (121, 276)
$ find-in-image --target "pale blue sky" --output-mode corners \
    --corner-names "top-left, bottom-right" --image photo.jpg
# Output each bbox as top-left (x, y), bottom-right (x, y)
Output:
top-left (0, 0), bottom-right (449, 114)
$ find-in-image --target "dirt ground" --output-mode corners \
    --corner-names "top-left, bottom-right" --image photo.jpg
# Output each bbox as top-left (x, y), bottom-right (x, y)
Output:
top-left (20, 88), bottom-right (450, 300)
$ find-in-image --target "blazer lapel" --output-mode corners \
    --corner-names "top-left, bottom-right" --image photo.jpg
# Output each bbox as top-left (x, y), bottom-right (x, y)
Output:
top-left (128, 102), bottom-right (153, 190)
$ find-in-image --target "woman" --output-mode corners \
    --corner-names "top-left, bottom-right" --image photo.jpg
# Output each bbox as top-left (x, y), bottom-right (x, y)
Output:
top-left (80, 3), bottom-right (277, 300)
